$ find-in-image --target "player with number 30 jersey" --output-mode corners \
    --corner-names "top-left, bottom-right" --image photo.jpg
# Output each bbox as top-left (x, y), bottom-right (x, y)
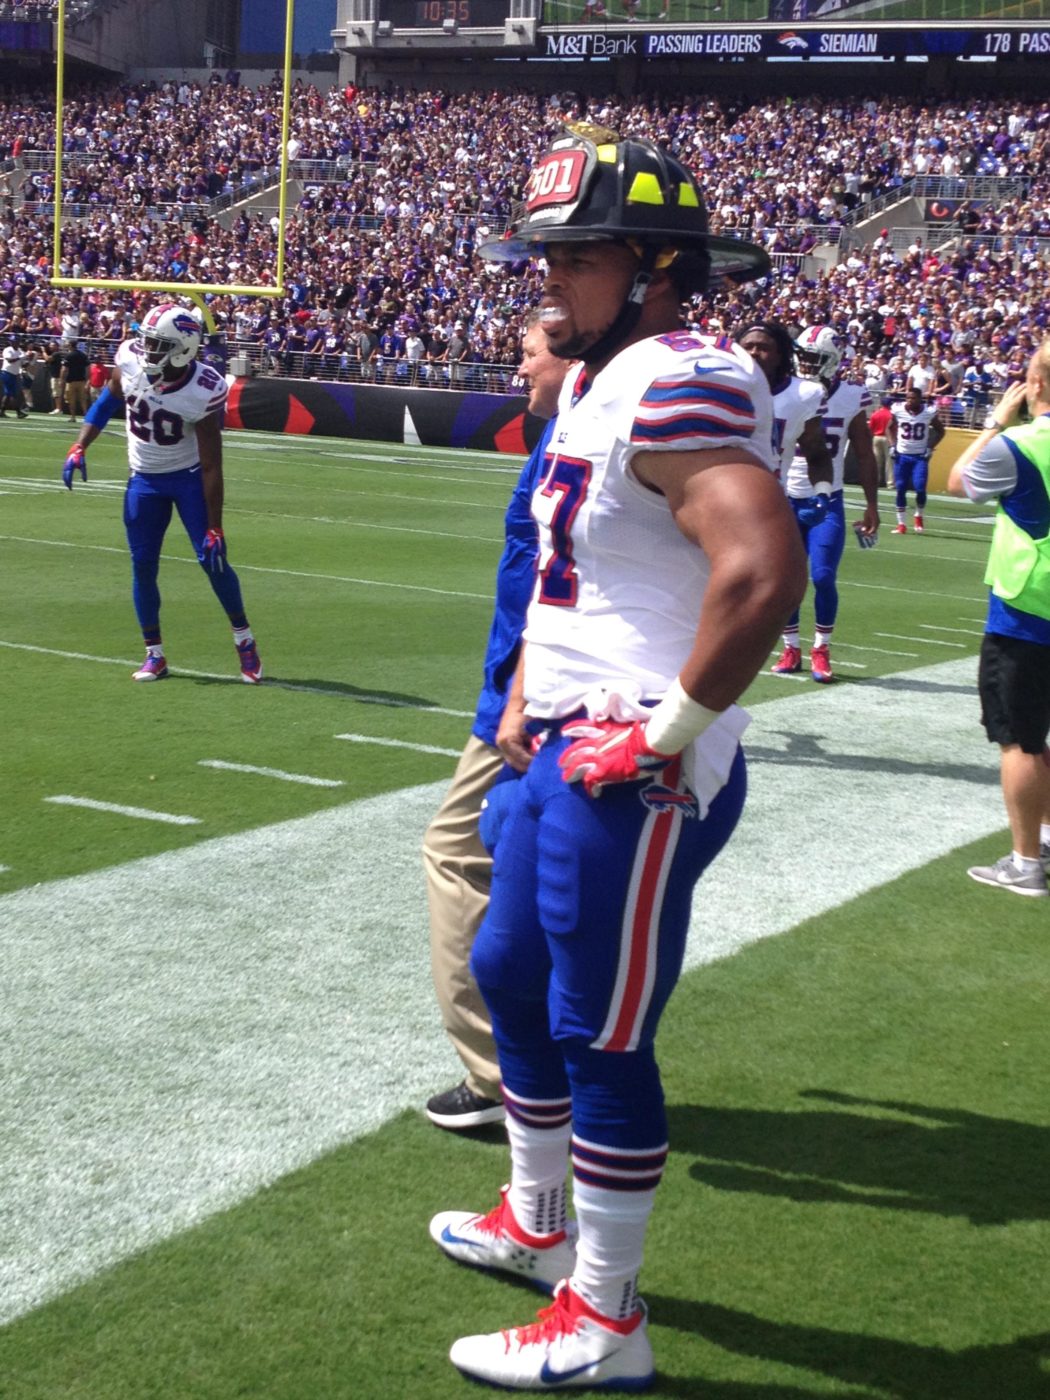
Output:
top-left (61, 303), bottom-right (262, 683)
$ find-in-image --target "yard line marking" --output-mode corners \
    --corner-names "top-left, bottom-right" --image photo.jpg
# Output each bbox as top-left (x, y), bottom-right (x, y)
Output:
top-left (0, 641), bottom-right (474, 718)
top-left (224, 476), bottom-right (509, 513)
top-left (0, 865), bottom-right (10, 874)
top-left (920, 624), bottom-right (984, 637)
top-left (876, 632), bottom-right (965, 649)
top-left (834, 642), bottom-right (919, 657)
top-left (198, 760), bottom-right (344, 788)
top-left (0, 536), bottom-right (492, 601)
top-left (845, 580), bottom-right (985, 603)
top-left (334, 733), bottom-right (463, 757)
top-left (234, 504), bottom-right (502, 547)
top-left (44, 795), bottom-right (201, 826)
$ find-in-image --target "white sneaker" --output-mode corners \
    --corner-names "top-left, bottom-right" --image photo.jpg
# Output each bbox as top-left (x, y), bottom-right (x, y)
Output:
top-left (430, 1186), bottom-right (576, 1293)
top-left (449, 1279), bottom-right (655, 1390)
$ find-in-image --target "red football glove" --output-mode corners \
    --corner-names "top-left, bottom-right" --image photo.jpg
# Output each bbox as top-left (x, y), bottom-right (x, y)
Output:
top-left (558, 718), bottom-right (673, 797)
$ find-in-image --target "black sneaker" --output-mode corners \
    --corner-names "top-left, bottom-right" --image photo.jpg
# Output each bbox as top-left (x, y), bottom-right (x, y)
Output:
top-left (426, 1081), bottom-right (505, 1131)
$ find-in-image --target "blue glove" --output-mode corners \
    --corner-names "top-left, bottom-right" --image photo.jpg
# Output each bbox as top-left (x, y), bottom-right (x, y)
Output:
top-left (202, 527), bottom-right (227, 574)
top-left (795, 494), bottom-right (829, 529)
top-left (62, 443), bottom-right (87, 490)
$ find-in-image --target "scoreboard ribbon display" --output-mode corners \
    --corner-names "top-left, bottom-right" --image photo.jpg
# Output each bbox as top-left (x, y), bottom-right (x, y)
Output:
top-left (540, 26), bottom-right (1050, 59)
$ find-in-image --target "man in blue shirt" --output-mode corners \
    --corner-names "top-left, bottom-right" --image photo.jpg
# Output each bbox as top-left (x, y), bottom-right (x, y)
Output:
top-left (948, 338), bottom-right (1050, 897)
top-left (423, 316), bottom-right (571, 1129)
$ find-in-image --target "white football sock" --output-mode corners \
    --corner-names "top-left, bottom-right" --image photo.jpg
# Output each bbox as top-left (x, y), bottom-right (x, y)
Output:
top-left (570, 1176), bottom-right (656, 1321)
top-left (506, 1113), bottom-right (571, 1239)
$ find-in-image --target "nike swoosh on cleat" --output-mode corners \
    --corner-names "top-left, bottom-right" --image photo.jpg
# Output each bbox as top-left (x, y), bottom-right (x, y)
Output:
top-left (440, 1225), bottom-right (478, 1248)
top-left (539, 1350), bottom-right (621, 1384)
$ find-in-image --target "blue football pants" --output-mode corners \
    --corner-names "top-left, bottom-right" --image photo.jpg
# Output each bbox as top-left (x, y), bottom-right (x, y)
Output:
top-left (783, 491), bottom-right (846, 633)
top-left (471, 731), bottom-right (746, 1151)
top-left (123, 467), bottom-right (246, 634)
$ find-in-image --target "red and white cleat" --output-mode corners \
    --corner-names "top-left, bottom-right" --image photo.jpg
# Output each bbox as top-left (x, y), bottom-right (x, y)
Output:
top-left (810, 645), bottom-right (834, 684)
top-left (449, 1279), bottom-right (655, 1391)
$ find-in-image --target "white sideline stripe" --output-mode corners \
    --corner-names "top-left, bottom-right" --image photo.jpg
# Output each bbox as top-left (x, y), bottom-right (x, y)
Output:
top-left (0, 641), bottom-right (475, 718)
top-left (198, 760), bottom-right (344, 788)
top-left (0, 535), bottom-right (493, 602)
top-left (876, 632), bottom-right (965, 649)
top-left (334, 733), bottom-right (463, 757)
top-left (0, 656), bottom-right (1005, 1327)
top-left (0, 865), bottom-right (9, 874)
top-left (44, 795), bottom-right (201, 826)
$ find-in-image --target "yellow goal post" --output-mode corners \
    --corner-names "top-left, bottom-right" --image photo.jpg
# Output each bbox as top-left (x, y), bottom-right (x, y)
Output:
top-left (50, 0), bottom-right (296, 332)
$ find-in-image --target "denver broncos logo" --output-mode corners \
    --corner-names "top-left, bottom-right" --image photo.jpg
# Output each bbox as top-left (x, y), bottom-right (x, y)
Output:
top-left (640, 783), bottom-right (699, 818)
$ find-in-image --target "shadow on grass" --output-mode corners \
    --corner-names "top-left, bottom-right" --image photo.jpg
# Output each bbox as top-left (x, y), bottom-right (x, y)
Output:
top-left (668, 1092), bottom-right (1049, 1225)
top-left (647, 1297), bottom-right (1050, 1400)
top-left (188, 672), bottom-right (451, 710)
top-left (843, 674), bottom-right (977, 699)
top-left (745, 730), bottom-right (996, 789)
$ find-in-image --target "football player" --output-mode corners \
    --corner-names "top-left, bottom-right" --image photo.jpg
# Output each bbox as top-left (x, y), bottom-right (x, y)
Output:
top-left (887, 386), bottom-right (946, 534)
top-left (772, 323), bottom-right (882, 684)
top-left (736, 320), bottom-right (835, 679)
top-left (427, 130), bottom-right (806, 1391)
top-left (62, 303), bottom-right (262, 683)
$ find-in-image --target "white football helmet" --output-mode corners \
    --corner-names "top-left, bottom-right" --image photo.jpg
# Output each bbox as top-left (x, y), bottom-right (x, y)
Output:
top-left (138, 303), bottom-right (202, 379)
top-left (795, 324), bottom-right (844, 380)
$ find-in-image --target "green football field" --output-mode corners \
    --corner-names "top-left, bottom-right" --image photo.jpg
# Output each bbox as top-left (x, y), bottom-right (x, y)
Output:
top-left (1, 414), bottom-right (1047, 1399)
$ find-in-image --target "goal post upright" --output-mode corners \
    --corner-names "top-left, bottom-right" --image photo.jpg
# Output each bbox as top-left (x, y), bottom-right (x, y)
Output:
top-left (50, 0), bottom-right (296, 316)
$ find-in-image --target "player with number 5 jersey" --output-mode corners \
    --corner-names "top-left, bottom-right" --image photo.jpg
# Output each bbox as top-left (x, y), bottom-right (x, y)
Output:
top-left (61, 303), bottom-right (262, 683)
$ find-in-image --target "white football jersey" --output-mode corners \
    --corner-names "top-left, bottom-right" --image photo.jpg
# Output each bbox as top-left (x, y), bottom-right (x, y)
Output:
top-left (784, 376), bottom-right (872, 496)
top-left (523, 331), bottom-right (773, 720)
top-left (891, 401), bottom-right (939, 457)
top-left (115, 339), bottom-right (228, 475)
top-left (770, 375), bottom-right (826, 487)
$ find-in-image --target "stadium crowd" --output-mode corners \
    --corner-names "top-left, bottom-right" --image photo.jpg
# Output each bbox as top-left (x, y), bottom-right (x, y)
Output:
top-left (1, 77), bottom-right (1049, 410)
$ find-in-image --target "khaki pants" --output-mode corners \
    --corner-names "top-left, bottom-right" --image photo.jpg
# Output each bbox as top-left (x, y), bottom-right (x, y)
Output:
top-left (66, 380), bottom-right (88, 417)
top-left (873, 434), bottom-right (889, 486)
top-left (422, 733), bottom-right (505, 1100)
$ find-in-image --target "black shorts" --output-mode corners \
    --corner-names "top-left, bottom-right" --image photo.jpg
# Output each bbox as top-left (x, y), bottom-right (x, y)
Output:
top-left (978, 632), bottom-right (1050, 754)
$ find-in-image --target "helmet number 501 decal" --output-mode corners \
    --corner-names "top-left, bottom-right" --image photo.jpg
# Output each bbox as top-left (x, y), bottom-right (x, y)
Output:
top-left (526, 151), bottom-right (588, 211)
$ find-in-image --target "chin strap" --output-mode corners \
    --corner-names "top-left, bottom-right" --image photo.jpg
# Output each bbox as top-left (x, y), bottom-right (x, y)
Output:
top-left (551, 245), bottom-right (660, 364)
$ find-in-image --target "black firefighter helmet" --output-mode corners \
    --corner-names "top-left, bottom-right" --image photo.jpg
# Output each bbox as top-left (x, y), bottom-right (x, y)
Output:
top-left (479, 128), bottom-right (770, 295)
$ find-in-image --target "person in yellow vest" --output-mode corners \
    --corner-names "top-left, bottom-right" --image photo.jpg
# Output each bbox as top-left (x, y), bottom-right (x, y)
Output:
top-left (947, 338), bottom-right (1050, 897)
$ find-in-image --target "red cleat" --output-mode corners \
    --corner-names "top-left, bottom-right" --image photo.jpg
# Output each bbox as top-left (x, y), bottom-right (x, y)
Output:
top-left (810, 645), bottom-right (834, 684)
top-left (771, 644), bottom-right (802, 675)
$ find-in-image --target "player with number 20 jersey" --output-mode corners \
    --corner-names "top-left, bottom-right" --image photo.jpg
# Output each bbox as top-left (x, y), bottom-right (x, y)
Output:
top-left (61, 303), bottom-right (262, 683)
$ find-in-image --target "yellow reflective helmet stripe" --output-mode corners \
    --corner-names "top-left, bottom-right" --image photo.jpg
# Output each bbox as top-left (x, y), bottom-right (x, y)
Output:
top-left (626, 171), bottom-right (664, 205)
